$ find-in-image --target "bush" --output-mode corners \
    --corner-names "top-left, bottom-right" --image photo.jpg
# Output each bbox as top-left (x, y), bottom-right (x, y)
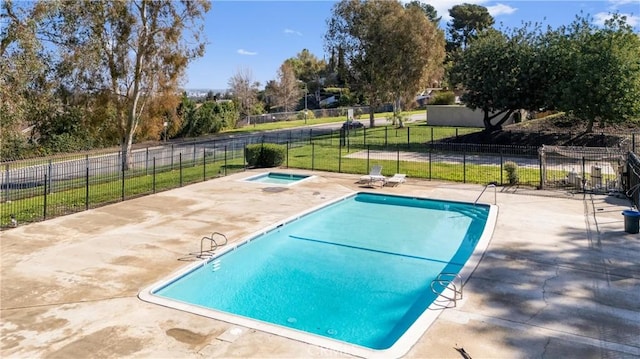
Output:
top-left (245, 143), bottom-right (286, 168)
top-left (504, 161), bottom-right (519, 184)
top-left (430, 91), bottom-right (456, 105)
top-left (296, 110), bottom-right (316, 121)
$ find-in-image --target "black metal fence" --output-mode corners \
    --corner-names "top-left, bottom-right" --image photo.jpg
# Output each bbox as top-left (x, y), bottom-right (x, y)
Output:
top-left (627, 152), bottom-right (640, 209)
top-left (0, 126), bottom-right (636, 229)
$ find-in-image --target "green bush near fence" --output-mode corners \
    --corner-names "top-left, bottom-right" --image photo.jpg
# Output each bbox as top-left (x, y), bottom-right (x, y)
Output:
top-left (245, 143), bottom-right (286, 168)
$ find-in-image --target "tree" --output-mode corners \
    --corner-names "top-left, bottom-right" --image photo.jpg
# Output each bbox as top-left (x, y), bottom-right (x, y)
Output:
top-left (325, 0), bottom-right (445, 127)
top-left (447, 3), bottom-right (494, 51)
top-left (544, 14), bottom-right (640, 132)
top-left (451, 27), bottom-right (548, 131)
top-left (284, 49), bottom-right (326, 106)
top-left (272, 62), bottom-right (301, 113)
top-left (228, 67), bottom-right (260, 118)
top-left (0, 0), bottom-right (58, 158)
top-left (404, 0), bottom-right (440, 25)
top-left (50, 0), bottom-right (210, 169)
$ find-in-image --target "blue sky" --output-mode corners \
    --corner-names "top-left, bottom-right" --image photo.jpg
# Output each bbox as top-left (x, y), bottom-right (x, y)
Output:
top-left (185, 0), bottom-right (640, 90)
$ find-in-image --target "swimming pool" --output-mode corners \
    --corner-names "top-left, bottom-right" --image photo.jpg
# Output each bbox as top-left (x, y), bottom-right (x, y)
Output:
top-left (242, 172), bottom-right (312, 185)
top-left (140, 192), bottom-right (497, 358)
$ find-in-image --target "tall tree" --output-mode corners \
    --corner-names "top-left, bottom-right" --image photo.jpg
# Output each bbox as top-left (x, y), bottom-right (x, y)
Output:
top-left (404, 0), bottom-right (440, 25)
top-left (325, 0), bottom-right (445, 127)
top-left (284, 49), bottom-right (326, 105)
top-left (447, 3), bottom-right (494, 51)
top-left (273, 62), bottom-right (302, 113)
top-left (451, 27), bottom-right (548, 131)
top-left (544, 14), bottom-right (640, 132)
top-left (0, 0), bottom-right (58, 158)
top-left (51, 0), bottom-right (210, 169)
top-left (228, 67), bottom-right (260, 118)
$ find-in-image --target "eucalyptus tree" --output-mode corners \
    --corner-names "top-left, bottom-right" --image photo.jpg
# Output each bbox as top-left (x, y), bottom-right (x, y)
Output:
top-left (0, 0), bottom-right (58, 158)
top-left (51, 0), bottom-right (210, 169)
top-left (325, 0), bottom-right (445, 127)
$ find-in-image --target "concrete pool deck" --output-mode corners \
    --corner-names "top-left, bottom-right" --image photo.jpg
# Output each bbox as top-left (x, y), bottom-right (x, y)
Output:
top-left (1, 170), bottom-right (639, 358)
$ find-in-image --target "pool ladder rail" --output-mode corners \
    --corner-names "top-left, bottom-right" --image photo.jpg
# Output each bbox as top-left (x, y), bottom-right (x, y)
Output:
top-left (198, 232), bottom-right (228, 259)
top-left (430, 273), bottom-right (463, 309)
top-left (474, 182), bottom-right (497, 206)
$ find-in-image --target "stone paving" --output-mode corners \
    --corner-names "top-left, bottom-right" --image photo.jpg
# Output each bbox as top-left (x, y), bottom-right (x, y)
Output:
top-left (1, 170), bottom-right (639, 358)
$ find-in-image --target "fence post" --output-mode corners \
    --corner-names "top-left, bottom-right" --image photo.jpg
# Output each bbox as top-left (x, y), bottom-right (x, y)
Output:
top-left (171, 144), bottom-right (174, 170)
top-left (3, 164), bottom-right (9, 203)
top-left (85, 158), bottom-right (89, 211)
top-left (312, 143), bottom-right (315, 171)
top-left (367, 145), bottom-right (370, 172)
top-left (203, 148), bottom-right (206, 181)
top-left (43, 174), bottom-right (48, 220)
top-left (581, 156), bottom-right (586, 193)
top-left (633, 133), bottom-right (636, 153)
top-left (430, 127), bottom-right (434, 144)
top-left (179, 153), bottom-right (183, 187)
top-left (283, 141), bottom-right (288, 169)
top-left (121, 157), bottom-right (125, 201)
top-left (397, 146), bottom-right (400, 174)
top-left (47, 160), bottom-right (52, 194)
top-left (338, 145), bottom-right (342, 173)
top-left (463, 146), bottom-right (467, 183)
top-left (538, 148), bottom-right (544, 190)
top-left (145, 147), bottom-right (149, 176)
top-left (500, 149), bottom-right (504, 185)
top-left (193, 141), bottom-right (197, 165)
top-left (407, 127), bottom-right (410, 149)
top-left (428, 147), bottom-right (432, 181)
top-left (224, 146), bottom-right (228, 176)
top-left (153, 157), bottom-right (156, 193)
top-left (309, 129), bottom-right (313, 144)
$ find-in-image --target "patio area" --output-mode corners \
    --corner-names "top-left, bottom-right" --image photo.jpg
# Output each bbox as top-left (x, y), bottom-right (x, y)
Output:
top-left (1, 170), bottom-right (639, 358)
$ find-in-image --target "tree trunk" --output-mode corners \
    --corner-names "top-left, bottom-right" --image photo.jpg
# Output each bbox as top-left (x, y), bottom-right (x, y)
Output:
top-left (369, 107), bottom-right (375, 128)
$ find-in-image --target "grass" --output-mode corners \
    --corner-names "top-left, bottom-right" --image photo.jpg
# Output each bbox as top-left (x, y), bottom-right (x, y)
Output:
top-left (1, 117), bottom-right (554, 228)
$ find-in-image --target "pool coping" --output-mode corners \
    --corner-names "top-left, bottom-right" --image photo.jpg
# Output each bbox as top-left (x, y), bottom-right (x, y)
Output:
top-left (138, 191), bottom-right (499, 359)
top-left (239, 171), bottom-right (316, 186)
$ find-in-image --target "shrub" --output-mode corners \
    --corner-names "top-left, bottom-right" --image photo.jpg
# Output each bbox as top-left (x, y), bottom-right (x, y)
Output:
top-left (430, 91), bottom-right (456, 105)
top-left (504, 161), bottom-right (519, 184)
top-left (296, 110), bottom-right (316, 121)
top-left (245, 143), bottom-right (286, 168)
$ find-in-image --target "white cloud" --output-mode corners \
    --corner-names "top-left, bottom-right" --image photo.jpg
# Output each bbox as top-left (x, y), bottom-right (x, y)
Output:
top-left (608, 0), bottom-right (636, 8)
top-left (486, 3), bottom-right (517, 17)
top-left (284, 28), bottom-right (303, 36)
top-left (594, 12), bottom-right (640, 27)
top-left (237, 49), bottom-right (257, 56)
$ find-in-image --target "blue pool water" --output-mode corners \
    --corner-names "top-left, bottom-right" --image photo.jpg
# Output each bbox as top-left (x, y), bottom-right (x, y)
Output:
top-left (243, 172), bottom-right (310, 185)
top-left (147, 193), bottom-right (492, 354)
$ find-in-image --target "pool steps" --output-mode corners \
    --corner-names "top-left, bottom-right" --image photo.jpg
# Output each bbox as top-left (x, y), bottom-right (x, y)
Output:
top-left (198, 232), bottom-right (228, 259)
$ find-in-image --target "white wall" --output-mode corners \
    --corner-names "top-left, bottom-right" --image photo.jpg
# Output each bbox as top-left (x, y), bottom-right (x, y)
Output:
top-left (426, 105), bottom-right (515, 128)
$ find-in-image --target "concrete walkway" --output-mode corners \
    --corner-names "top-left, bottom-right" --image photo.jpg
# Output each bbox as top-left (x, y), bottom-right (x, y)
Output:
top-left (1, 171), bottom-right (639, 358)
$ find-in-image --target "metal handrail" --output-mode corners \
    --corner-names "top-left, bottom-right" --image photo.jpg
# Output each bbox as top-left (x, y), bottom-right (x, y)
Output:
top-left (198, 232), bottom-right (228, 258)
top-left (474, 182), bottom-right (497, 205)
